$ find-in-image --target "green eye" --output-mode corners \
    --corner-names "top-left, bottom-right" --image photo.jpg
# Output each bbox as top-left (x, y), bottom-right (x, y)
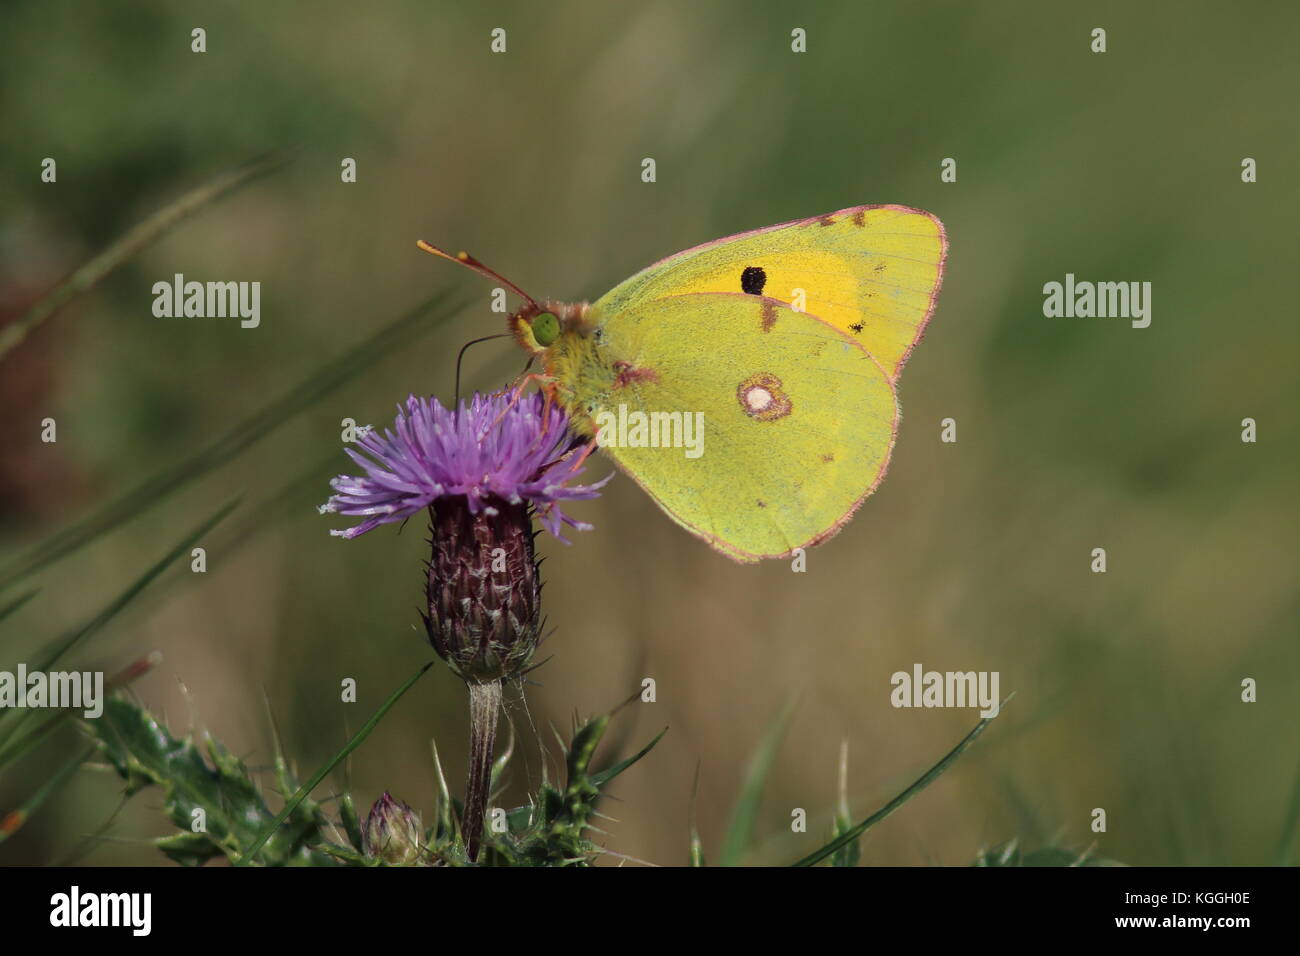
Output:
top-left (531, 311), bottom-right (559, 346)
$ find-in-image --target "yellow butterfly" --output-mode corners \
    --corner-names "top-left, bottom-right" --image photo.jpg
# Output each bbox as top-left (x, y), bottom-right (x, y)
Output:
top-left (419, 204), bottom-right (947, 562)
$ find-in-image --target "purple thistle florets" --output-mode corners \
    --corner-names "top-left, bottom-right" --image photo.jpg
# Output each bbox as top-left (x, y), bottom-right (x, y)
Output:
top-left (320, 391), bottom-right (608, 541)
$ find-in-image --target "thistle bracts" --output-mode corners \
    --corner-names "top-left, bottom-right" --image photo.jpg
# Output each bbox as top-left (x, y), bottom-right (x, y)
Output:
top-left (361, 792), bottom-right (427, 866)
top-left (422, 496), bottom-right (541, 682)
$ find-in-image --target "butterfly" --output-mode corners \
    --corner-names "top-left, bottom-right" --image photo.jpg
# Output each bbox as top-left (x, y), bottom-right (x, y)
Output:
top-left (419, 204), bottom-right (947, 562)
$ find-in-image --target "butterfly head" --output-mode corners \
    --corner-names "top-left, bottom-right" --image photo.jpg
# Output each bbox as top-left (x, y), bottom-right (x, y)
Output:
top-left (511, 300), bottom-right (589, 355)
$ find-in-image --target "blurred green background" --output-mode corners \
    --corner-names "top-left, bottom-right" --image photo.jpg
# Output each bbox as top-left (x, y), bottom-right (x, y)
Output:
top-left (2, 0), bottom-right (1297, 866)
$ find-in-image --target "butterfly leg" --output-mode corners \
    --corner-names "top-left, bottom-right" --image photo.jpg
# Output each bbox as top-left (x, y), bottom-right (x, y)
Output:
top-left (489, 372), bottom-right (559, 430)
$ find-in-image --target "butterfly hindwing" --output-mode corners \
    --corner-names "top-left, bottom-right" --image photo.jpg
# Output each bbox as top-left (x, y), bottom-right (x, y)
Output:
top-left (591, 205), bottom-right (947, 382)
top-left (572, 292), bottom-right (898, 562)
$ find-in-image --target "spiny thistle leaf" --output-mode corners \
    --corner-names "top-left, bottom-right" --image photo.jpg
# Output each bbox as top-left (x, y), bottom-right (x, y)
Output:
top-left (339, 792), bottom-right (364, 853)
top-left (478, 710), bottom-right (665, 867)
top-left (590, 726), bottom-right (668, 787)
top-left (0, 652), bottom-right (161, 769)
top-left (87, 696), bottom-right (340, 866)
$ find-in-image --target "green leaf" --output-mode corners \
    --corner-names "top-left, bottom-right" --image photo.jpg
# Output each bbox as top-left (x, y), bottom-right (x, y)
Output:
top-left (339, 792), bottom-right (364, 853)
top-left (720, 698), bottom-right (795, 866)
top-left (566, 713), bottom-right (608, 783)
top-left (155, 831), bottom-right (225, 867)
top-left (503, 711), bottom-right (620, 866)
top-left (590, 726), bottom-right (668, 786)
top-left (791, 708), bottom-right (1001, 868)
top-left (88, 696), bottom-right (335, 866)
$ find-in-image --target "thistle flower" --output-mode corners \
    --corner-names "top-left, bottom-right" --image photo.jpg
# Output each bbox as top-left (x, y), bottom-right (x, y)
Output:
top-left (321, 391), bottom-right (604, 543)
top-left (361, 792), bottom-right (426, 866)
top-left (321, 391), bottom-right (606, 681)
top-left (321, 390), bottom-right (606, 861)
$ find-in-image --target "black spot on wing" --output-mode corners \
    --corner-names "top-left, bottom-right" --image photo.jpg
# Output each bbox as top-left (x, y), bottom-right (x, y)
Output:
top-left (740, 266), bottom-right (767, 295)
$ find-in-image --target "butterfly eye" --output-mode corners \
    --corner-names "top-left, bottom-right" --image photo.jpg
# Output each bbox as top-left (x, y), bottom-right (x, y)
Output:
top-left (531, 311), bottom-right (560, 347)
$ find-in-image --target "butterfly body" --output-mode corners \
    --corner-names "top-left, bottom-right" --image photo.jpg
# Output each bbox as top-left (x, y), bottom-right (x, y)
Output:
top-left (424, 204), bottom-right (947, 562)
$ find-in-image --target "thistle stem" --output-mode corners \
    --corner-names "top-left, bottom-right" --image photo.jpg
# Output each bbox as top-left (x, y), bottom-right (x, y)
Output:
top-left (463, 678), bottom-right (502, 862)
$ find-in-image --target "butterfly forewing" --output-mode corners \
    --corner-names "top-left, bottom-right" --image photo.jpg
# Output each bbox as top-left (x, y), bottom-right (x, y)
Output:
top-left (592, 205), bottom-right (947, 382)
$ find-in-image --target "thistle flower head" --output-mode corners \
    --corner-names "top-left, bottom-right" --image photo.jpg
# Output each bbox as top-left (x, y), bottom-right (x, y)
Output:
top-left (320, 391), bottom-right (607, 541)
top-left (322, 390), bottom-right (607, 682)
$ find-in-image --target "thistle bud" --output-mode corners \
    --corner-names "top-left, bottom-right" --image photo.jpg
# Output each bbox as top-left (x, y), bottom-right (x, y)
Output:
top-left (361, 792), bottom-right (426, 866)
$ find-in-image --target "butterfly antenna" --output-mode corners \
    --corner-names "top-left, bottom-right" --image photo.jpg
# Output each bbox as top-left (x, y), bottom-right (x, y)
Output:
top-left (454, 333), bottom-right (513, 414)
top-left (416, 240), bottom-right (541, 312)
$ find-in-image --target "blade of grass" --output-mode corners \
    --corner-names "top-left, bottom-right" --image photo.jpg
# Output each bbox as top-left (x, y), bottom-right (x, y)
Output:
top-left (34, 499), bottom-right (237, 674)
top-left (790, 705), bottom-right (1005, 868)
top-left (1275, 757), bottom-right (1300, 865)
top-left (0, 150), bottom-right (292, 363)
top-left (0, 589), bottom-right (38, 624)
top-left (431, 739), bottom-right (456, 841)
top-left (235, 661), bottom-right (434, 866)
top-left (720, 697), bottom-right (795, 866)
top-left (0, 291), bottom-right (463, 591)
top-left (0, 499), bottom-right (237, 744)
top-left (0, 743), bottom-right (96, 846)
top-left (831, 739), bottom-right (861, 867)
top-left (688, 762), bottom-right (705, 867)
